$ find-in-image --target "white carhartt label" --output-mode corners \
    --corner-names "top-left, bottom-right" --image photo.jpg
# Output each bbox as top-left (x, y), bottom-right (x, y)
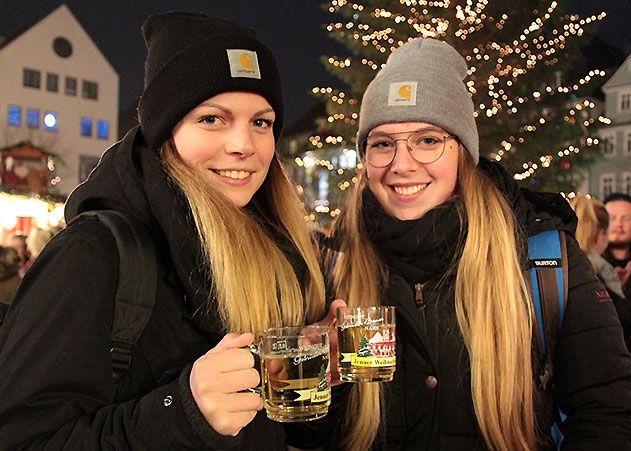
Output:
top-left (227, 49), bottom-right (261, 79)
top-left (388, 82), bottom-right (417, 106)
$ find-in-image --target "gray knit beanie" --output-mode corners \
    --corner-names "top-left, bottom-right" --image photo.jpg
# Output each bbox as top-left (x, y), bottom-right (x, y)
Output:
top-left (357, 38), bottom-right (479, 164)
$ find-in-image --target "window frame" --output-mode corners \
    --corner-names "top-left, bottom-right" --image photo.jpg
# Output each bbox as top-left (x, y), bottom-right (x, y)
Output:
top-left (26, 108), bottom-right (39, 129)
top-left (43, 111), bottom-right (59, 132)
top-left (82, 80), bottom-right (98, 100)
top-left (7, 105), bottom-right (21, 126)
top-left (80, 116), bottom-right (93, 137)
top-left (65, 76), bottom-right (77, 96)
top-left (23, 68), bottom-right (41, 89)
top-left (46, 73), bottom-right (59, 92)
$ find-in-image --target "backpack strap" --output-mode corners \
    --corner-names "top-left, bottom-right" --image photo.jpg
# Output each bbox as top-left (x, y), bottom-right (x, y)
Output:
top-left (528, 229), bottom-right (568, 390)
top-left (78, 210), bottom-right (157, 383)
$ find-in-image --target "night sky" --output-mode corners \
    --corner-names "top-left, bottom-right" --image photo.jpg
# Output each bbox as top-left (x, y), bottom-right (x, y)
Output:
top-left (1, 0), bottom-right (630, 132)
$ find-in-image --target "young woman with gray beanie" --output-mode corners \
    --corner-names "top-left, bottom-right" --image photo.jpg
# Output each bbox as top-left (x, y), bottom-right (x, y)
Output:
top-left (300, 38), bottom-right (631, 450)
top-left (0, 11), bottom-right (341, 449)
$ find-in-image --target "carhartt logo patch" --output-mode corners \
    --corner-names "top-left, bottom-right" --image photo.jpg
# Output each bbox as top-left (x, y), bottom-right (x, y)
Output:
top-left (388, 82), bottom-right (417, 106)
top-left (227, 49), bottom-right (261, 79)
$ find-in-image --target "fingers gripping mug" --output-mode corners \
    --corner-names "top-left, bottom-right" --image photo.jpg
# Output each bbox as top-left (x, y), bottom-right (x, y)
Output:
top-left (251, 325), bottom-right (331, 422)
top-left (336, 306), bottom-right (396, 382)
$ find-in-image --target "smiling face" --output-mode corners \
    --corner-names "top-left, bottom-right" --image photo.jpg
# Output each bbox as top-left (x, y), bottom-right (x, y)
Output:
top-left (365, 122), bottom-right (459, 221)
top-left (172, 92), bottom-right (276, 207)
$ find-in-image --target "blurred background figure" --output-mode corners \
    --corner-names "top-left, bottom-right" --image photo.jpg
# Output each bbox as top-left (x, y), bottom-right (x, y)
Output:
top-left (571, 194), bottom-right (630, 350)
top-left (604, 193), bottom-right (631, 300)
top-left (0, 246), bottom-right (21, 323)
top-left (26, 227), bottom-right (56, 262)
top-left (7, 233), bottom-right (31, 278)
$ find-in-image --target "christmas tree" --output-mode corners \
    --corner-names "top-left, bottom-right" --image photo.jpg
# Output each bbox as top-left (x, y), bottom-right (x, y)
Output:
top-left (295, 0), bottom-right (609, 225)
top-left (357, 336), bottom-right (373, 357)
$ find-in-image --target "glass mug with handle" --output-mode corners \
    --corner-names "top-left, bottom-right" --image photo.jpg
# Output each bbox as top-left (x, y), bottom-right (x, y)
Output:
top-left (250, 325), bottom-right (331, 422)
top-left (336, 306), bottom-right (396, 382)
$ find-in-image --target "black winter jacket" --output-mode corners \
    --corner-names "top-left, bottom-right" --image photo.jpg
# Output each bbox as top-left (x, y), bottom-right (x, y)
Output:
top-left (296, 159), bottom-right (631, 450)
top-left (0, 127), bottom-right (290, 450)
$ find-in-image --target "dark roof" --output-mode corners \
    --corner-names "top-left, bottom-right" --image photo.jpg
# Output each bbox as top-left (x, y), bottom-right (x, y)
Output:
top-left (0, 141), bottom-right (57, 157)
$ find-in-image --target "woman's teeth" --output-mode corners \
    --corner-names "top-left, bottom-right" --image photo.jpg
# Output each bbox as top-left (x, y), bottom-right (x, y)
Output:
top-left (393, 183), bottom-right (428, 196)
top-left (217, 170), bottom-right (250, 180)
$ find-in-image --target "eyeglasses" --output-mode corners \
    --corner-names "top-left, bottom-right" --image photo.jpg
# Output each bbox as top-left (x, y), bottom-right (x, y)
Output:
top-left (363, 129), bottom-right (456, 168)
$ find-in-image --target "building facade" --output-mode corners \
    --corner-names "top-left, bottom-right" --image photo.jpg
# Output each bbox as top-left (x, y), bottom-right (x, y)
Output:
top-left (0, 4), bottom-right (118, 196)
top-left (590, 53), bottom-right (631, 198)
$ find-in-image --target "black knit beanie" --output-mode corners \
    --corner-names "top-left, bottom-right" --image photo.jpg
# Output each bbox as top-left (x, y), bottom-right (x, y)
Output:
top-left (138, 12), bottom-right (284, 150)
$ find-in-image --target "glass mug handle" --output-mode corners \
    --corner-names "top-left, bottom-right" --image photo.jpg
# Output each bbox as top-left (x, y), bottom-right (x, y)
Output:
top-left (243, 343), bottom-right (262, 394)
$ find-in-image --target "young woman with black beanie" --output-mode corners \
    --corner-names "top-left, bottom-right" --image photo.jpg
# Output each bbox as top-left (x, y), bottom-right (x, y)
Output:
top-left (0, 11), bottom-right (338, 449)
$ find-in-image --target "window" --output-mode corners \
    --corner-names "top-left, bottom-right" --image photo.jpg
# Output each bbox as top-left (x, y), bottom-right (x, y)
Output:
top-left (7, 105), bottom-right (21, 126)
top-left (65, 77), bottom-right (77, 96)
top-left (600, 173), bottom-right (615, 198)
top-left (624, 173), bottom-right (631, 196)
top-left (43, 112), bottom-right (59, 132)
top-left (26, 108), bottom-right (39, 128)
top-left (82, 80), bottom-right (98, 100)
top-left (53, 37), bottom-right (73, 58)
top-left (23, 68), bottom-right (41, 89)
top-left (603, 134), bottom-right (616, 156)
top-left (626, 132), bottom-right (631, 155)
top-left (79, 155), bottom-right (100, 182)
top-left (621, 93), bottom-right (631, 112)
top-left (96, 120), bottom-right (109, 139)
top-left (80, 117), bottom-right (93, 137)
top-left (46, 73), bottom-right (59, 92)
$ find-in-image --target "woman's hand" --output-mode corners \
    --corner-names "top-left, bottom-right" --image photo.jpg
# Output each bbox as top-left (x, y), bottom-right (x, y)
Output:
top-left (314, 299), bottom-right (347, 386)
top-left (189, 333), bottom-right (263, 436)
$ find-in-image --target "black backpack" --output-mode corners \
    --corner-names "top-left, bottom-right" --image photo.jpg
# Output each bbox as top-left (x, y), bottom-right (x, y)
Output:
top-left (73, 210), bottom-right (157, 384)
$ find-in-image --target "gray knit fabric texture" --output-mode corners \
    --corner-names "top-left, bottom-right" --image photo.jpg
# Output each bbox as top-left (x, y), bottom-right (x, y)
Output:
top-left (357, 38), bottom-right (479, 164)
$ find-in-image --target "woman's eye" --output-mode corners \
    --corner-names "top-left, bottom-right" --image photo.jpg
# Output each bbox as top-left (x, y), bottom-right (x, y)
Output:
top-left (372, 140), bottom-right (395, 149)
top-left (420, 136), bottom-right (439, 145)
top-left (199, 115), bottom-right (219, 125)
top-left (253, 118), bottom-right (274, 128)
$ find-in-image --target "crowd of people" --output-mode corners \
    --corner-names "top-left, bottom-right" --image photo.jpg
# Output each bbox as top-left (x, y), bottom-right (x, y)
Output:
top-left (0, 10), bottom-right (630, 451)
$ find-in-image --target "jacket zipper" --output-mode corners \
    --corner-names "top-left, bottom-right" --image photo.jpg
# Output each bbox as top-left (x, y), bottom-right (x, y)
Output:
top-left (415, 282), bottom-right (428, 331)
top-left (415, 283), bottom-right (424, 307)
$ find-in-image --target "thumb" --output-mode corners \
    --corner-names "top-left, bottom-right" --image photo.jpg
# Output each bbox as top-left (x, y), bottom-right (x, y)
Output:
top-left (319, 298), bottom-right (348, 327)
top-left (209, 332), bottom-right (255, 354)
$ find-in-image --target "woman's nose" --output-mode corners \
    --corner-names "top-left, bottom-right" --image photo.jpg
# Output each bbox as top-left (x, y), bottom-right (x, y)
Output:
top-left (224, 126), bottom-right (255, 157)
top-left (389, 140), bottom-right (418, 173)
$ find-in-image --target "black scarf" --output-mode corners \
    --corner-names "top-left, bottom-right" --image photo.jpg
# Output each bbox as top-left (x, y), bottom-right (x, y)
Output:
top-left (362, 190), bottom-right (465, 285)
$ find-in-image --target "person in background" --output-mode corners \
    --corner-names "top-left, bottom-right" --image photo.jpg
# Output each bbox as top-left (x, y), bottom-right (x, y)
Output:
top-left (570, 194), bottom-right (630, 349)
top-left (0, 11), bottom-right (334, 449)
top-left (604, 193), bottom-right (631, 299)
top-left (26, 227), bottom-right (56, 262)
top-left (0, 246), bottom-right (21, 323)
top-left (7, 233), bottom-right (31, 278)
top-left (294, 38), bottom-right (631, 450)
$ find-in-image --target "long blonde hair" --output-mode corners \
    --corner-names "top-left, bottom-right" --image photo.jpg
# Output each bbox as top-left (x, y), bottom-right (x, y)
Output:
top-left (331, 149), bottom-right (536, 450)
top-left (162, 141), bottom-right (325, 333)
top-left (569, 195), bottom-right (607, 254)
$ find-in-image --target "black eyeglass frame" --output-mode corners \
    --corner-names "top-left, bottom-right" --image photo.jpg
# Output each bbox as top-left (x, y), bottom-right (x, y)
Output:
top-left (363, 130), bottom-right (457, 168)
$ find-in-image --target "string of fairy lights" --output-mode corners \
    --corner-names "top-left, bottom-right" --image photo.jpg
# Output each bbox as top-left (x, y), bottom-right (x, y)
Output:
top-left (294, 1), bottom-right (609, 222)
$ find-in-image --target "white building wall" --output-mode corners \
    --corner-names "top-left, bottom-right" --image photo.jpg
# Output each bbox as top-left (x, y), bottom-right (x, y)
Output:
top-left (0, 5), bottom-right (118, 196)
